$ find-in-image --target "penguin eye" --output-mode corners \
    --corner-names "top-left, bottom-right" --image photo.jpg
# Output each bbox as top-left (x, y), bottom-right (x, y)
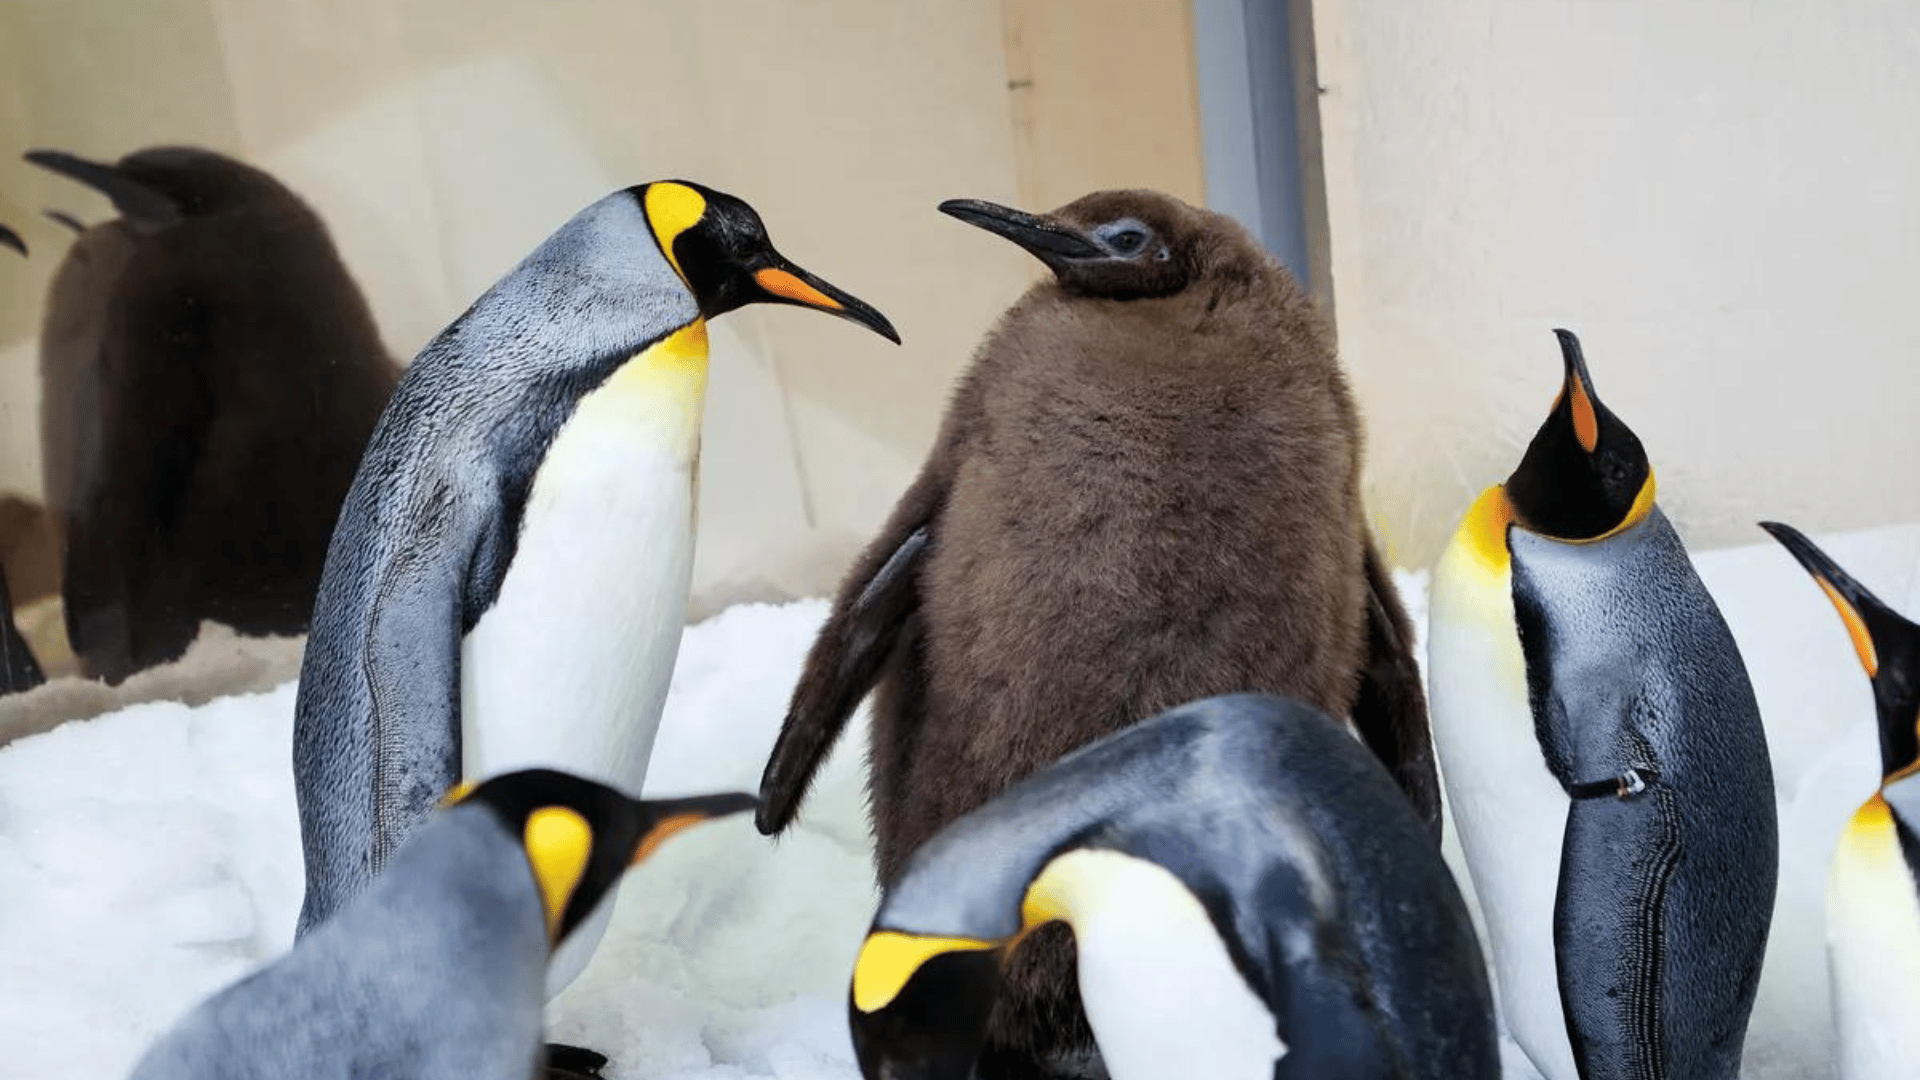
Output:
top-left (1094, 220), bottom-right (1153, 256)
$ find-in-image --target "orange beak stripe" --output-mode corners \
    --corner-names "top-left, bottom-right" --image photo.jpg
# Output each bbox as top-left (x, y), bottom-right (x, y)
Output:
top-left (631, 813), bottom-right (710, 866)
top-left (754, 268), bottom-right (844, 311)
top-left (1568, 376), bottom-right (1600, 453)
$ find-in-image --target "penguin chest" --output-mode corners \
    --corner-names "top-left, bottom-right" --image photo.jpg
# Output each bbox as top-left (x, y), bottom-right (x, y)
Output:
top-left (1030, 849), bottom-right (1282, 1080)
top-left (459, 348), bottom-right (706, 798)
top-left (1425, 493), bottom-right (1576, 1080)
top-left (1826, 798), bottom-right (1920, 1079)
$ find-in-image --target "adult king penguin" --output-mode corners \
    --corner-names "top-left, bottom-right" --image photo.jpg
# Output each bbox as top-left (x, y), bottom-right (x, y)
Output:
top-left (126, 768), bottom-right (755, 1080)
top-left (25, 146), bottom-right (401, 685)
top-left (847, 692), bottom-right (1498, 1080)
top-left (291, 180), bottom-right (897, 1007)
top-left (1759, 521), bottom-right (1920, 1080)
top-left (756, 189), bottom-right (1435, 1078)
top-left (1426, 329), bottom-right (1777, 1080)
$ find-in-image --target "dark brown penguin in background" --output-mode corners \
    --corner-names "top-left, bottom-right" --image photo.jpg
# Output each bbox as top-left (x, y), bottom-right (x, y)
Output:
top-left (1, 223), bottom-right (46, 696)
top-left (756, 189), bottom-right (1437, 1079)
top-left (26, 146), bottom-right (401, 685)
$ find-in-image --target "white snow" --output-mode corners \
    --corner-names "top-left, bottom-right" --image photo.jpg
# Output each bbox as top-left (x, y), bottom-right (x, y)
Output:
top-left (1, 522), bottom-right (1914, 1079)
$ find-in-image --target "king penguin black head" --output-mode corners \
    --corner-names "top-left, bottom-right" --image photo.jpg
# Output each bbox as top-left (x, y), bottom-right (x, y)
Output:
top-left (1759, 521), bottom-right (1920, 783)
top-left (633, 179), bottom-right (899, 343)
top-left (938, 189), bottom-right (1223, 300)
top-left (444, 768), bottom-right (757, 947)
top-left (0, 223), bottom-right (23, 256)
top-left (1503, 329), bottom-right (1653, 541)
top-left (24, 146), bottom-right (308, 232)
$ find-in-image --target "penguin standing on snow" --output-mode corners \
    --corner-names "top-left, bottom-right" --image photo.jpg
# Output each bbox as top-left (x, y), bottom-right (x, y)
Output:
top-left (25, 146), bottom-right (401, 685)
top-left (847, 692), bottom-right (1498, 1080)
top-left (756, 189), bottom-right (1436, 1078)
top-left (126, 768), bottom-right (755, 1080)
top-left (1759, 521), bottom-right (1920, 1080)
top-left (1425, 329), bottom-right (1777, 1080)
top-left (290, 179), bottom-right (897, 1016)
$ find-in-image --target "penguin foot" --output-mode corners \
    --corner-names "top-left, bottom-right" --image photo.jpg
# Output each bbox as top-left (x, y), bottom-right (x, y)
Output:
top-left (1568, 767), bottom-right (1659, 800)
top-left (542, 1043), bottom-right (610, 1079)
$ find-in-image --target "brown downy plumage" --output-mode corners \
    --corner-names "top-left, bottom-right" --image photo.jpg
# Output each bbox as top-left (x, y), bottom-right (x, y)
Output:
top-left (755, 189), bottom-right (1436, 1079)
top-left (26, 147), bottom-right (400, 686)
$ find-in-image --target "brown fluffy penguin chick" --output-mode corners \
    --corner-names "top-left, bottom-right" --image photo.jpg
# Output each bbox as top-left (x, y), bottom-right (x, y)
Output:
top-left (756, 189), bottom-right (1436, 1079)
top-left (27, 147), bottom-right (400, 686)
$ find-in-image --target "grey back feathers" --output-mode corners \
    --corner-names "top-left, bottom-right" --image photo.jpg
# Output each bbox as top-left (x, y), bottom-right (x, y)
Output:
top-left (291, 189), bottom-right (696, 937)
top-left (875, 693), bottom-right (1499, 1078)
top-left (1511, 508), bottom-right (1777, 1080)
top-left (128, 804), bottom-right (548, 1080)
top-left (28, 145), bottom-right (399, 685)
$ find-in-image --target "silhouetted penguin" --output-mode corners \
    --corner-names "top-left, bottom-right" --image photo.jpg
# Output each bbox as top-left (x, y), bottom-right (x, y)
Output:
top-left (1426, 330), bottom-right (1776, 1080)
top-left (26, 145), bottom-right (400, 685)
top-left (849, 692), bottom-right (1497, 1080)
top-left (0, 229), bottom-right (44, 696)
top-left (756, 189), bottom-right (1436, 1078)
top-left (1759, 521), bottom-right (1920, 1080)
top-left (290, 178), bottom-right (896, 1026)
top-left (126, 768), bottom-right (755, 1080)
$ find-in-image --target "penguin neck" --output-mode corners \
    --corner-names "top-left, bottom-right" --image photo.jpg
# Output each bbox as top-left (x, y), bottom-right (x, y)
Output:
top-left (1021, 847), bottom-right (1283, 1080)
top-left (590, 319), bottom-right (711, 455)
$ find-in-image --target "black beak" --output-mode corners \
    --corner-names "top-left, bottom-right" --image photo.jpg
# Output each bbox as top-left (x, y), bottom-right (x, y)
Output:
top-left (42, 209), bottom-right (86, 235)
top-left (1759, 520), bottom-right (1890, 628)
top-left (24, 149), bottom-right (182, 227)
top-left (627, 791), bottom-right (759, 866)
top-left (750, 259), bottom-right (900, 344)
top-left (0, 224), bottom-right (23, 256)
top-left (938, 198), bottom-right (1104, 269)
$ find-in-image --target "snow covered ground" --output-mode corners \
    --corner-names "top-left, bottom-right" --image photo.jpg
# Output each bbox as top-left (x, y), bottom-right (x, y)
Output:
top-left (1, 521), bottom-right (1913, 1079)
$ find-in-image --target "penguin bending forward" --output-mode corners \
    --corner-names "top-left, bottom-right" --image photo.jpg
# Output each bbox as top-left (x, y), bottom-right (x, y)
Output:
top-left (126, 769), bottom-right (754, 1080)
top-left (292, 180), bottom-right (895, 995)
top-left (1759, 521), bottom-right (1920, 1080)
top-left (756, 189), bottom-right (1435, 1077)
top-left (847, 692), bottom-right (1498, 1080)
top-left (1425, 329), bottom-right (1777, 1080)
top-left (24, 146), bottom-right (401, 685)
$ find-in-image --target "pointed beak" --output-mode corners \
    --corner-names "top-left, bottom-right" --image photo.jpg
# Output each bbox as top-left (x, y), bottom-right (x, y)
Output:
top-left (0, 224), bottom-right (23, 257)
top-left (1759, 520), bottom-right (1890, 680)
top-left (752, 261), bottom-right (900, 344)
top-left (1550, 328), bottom-right (1604, 453)
top-left (938, 198), bottom-right (1104, 271)
top-left (42, 209), bottom-right (86, 235)
top-left (23, 149), bottom-right (182, 227)
top-left (628, 791), bottom-right (758, 866)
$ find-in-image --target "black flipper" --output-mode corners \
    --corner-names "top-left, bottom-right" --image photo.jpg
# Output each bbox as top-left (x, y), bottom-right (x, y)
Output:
top-left (543, 1043), bottom-right (609, 1079)
top-left (755, 471), bottom-right (946, 836)
top-left (0, 224), bottom-right (24, 256)
top-left (1349, 532), bottom-right (1443, 843)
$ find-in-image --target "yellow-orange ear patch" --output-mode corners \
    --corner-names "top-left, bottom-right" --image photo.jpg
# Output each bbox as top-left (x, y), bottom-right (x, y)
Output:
top-left (524, 807), bottom-right (593, 939)
top-left (644, 182), bottom-right (708, 283)
top-left (851, 931), bottom-right (999, 1013)
top-left (754, 268), bottom-right (844, 311)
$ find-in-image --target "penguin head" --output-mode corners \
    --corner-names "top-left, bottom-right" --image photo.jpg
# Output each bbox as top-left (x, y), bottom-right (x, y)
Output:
top-left (1759, 521), bottom-right (1920, 786)
top-left (24, 146), bottom-right (306, 233)
top-left (1502, 329), bottom-right (1655, 542)
top-left (633, 180), bottom-right (898, 343)
top-left (0, 223), bottom-right (23, 256)
top-left (937, 189), bottom-right (1246, 301)
top-left (444, 768), bottom-right (757, 947)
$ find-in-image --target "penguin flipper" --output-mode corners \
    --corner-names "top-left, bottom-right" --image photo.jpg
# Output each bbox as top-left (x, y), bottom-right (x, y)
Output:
top-left (755, 474), bottom-right (944, 836)
top-left (0, 573), bottom-right (44, 696)
top-left (1349, 533), bottom-right (1443, 843)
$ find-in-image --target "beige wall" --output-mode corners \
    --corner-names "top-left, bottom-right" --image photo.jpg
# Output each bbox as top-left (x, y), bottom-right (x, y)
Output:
top-left (1309, 0), bottom-right (1920, 569)
top-left (0, 0), bottom-right (1204, 620)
